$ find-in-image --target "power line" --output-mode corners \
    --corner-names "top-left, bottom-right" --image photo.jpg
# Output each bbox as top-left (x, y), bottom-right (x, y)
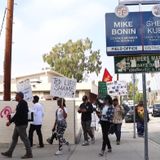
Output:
top-left (0, 8), bottom-right (7, 37)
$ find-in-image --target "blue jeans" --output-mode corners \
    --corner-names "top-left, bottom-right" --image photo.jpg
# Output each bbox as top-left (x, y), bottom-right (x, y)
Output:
top-left (114, 123), bottom-right (122, 142)
top-left (137, 121), bottom-right (144, 136)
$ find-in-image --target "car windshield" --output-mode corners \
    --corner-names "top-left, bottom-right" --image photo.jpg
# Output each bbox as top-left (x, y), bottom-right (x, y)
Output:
top-left (154, 104), bottom-right (160, 109)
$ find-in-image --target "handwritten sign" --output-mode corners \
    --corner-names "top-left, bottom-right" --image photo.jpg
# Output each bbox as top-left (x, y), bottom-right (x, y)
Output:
top-left (50, 77), bottom-right (76, 98)
top-left (16, 79), bottom-right (33, 101)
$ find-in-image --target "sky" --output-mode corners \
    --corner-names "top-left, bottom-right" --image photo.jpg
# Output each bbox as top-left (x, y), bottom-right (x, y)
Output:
top-left (0, 0), bottom-right (160, 90)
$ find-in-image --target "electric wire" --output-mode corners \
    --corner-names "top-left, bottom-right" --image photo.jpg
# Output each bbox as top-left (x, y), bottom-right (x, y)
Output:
top-left (0, 8), bottom-right (7, 38)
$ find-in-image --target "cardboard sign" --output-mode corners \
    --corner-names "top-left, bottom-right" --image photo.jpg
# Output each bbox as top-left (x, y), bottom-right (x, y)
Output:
top-left (16, 79), bottom-right (33, 101)
top-left (107, 81), bottom-right (127, 96)
top-left (50, 77), bottom-right (76, 98)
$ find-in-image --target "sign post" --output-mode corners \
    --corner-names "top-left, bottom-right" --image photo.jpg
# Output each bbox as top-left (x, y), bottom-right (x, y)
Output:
top-left (142, 73), bottom-right (149, 160)
top-left (132, 74), bottom-right (136, 139)
top-left (105, 2), bottom-right (160, 160)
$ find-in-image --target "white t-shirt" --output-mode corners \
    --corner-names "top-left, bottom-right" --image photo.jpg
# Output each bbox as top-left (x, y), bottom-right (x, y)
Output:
top-left (91, 104), bottom-right (99, 128)
top-left (30, 103), bottom-right (44, 125)
top-left (56, 107), bottom-right (67, 121)
top-left (101, 105), bottom-right (109, 121)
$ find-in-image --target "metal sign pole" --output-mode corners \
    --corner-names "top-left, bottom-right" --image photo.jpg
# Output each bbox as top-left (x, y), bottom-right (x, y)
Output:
top-left (138, 2), bottom-right (149, 159)
top-left (132, 74), bottom-right (136, 138)
top-left (142, 73), bottom-right (149, 160)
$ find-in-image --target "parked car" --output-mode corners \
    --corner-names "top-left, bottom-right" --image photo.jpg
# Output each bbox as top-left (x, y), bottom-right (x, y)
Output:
top-left (148, 105), bottom-right (153, 115)
top-left (152, 104), bottom-right (160, 117)
top-left (125, 106), bottom-right (134, 123)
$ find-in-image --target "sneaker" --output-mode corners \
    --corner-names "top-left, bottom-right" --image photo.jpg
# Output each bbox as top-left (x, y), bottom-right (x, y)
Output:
top-left (108, 148), bottom-right (112, 152)
top-left (91, 137), bottom-right (95, 144)
top-left (82, 141), bottom-right (89, 146)
top-left (21, 154), bottom-right (33, 159)
top-left (66, 142), bottom-right (71, 151)
top-left (116, 141), bottom-right (120, 145)
top-left (46, 138), bottom-right (52, 144)
top-left (1, 152), bottom-right (12, 158)
top-left (99, 150), bottom-right (104, 156)
top-left (55, 150), bottom-right (63, 155)
top-left (138, 134), bottom-right (144, 137)
top-left (37, 145), bottom-right (44, 148)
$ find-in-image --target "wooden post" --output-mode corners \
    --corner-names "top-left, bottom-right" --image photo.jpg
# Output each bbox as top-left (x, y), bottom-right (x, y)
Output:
top-left (3, 0), bottom-right (14, 100)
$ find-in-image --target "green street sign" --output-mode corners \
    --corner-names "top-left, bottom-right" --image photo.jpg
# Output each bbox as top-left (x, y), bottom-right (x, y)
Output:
top-left (114, 55), bottom-right (160, 73)
top-left (98, 81), bottom-right (107, 99)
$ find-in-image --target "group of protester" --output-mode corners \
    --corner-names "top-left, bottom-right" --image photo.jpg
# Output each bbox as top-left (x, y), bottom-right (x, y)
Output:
top-left (1, 92), bottom-right (70, 159)
top-left (1, 92), bottom-right (147, 159)
top-left (77, 94), bottom-right (124, 156)
top-left (78, 94), bottom-right (147, 157)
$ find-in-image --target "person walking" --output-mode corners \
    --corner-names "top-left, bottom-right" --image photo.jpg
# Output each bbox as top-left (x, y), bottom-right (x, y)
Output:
top-left (90, 101), bottom-right (99, 138)
top-left (112, 98), bottom-right (124, 145)
top-left (98, 95), bottom-right (114, 156)
top-left (135, 101), bottom-right (149, 137)
top-left (54, 98), bottom-right (70, 155)
top-left (78, 95), bottom-right (95, 146)
top-left (28, 95), bottom-right (44, 148)
top-left (1, 92), bottom-right (33, 159)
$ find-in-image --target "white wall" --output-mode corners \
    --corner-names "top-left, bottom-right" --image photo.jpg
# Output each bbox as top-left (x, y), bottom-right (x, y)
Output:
top-left (0, 100), bottom-right (81, 144)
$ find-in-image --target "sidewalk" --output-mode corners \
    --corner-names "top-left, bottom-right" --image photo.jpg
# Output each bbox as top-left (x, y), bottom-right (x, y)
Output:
top-left (0, 131), bottom-right (159, 160)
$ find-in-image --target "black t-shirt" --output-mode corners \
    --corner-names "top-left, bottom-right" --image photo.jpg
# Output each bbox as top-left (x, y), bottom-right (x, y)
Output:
top-left (79, 102), bottom-right (93, 121)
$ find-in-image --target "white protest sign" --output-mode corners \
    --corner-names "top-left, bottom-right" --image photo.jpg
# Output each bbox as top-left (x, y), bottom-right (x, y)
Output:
top-left (107, 81), bottom-right (127, 96)
top-left (50, 77), bottom-right (76, 98)
top-left (16, 79), bottom-right (33, 101)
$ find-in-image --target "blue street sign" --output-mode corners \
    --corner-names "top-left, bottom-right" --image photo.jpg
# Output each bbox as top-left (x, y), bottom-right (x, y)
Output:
top-left (120, 0), bottom-right (160, 5)
top-left (105, 11), bottom-right (160, 56)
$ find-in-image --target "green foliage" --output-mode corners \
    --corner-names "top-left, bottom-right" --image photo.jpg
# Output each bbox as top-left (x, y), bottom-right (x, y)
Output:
top-left (43, 38), bottom-right (102, 82)
top-left (127, 81), bottom-right (143, 104)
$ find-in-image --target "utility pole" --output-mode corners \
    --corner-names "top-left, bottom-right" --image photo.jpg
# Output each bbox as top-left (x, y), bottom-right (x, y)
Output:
top-left (3, 0), bottom-right (14, 100)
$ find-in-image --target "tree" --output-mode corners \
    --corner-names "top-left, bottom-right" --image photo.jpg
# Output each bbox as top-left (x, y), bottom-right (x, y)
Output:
top-left (42, 38), bottom-right (102, 82)
top-left (127, 80), bottom-right (143, 104)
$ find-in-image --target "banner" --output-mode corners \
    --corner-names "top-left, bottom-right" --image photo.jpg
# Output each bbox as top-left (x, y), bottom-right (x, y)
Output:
top-left (50, 77), bottom-right (76, 98)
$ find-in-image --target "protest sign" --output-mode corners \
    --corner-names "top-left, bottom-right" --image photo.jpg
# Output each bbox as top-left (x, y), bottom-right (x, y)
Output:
top-left (16, 79), bottom-right (33, 101)
top-left (107, 81), bottom-right (127, 96)
top-left (50, 77), bottom-right (76, 98)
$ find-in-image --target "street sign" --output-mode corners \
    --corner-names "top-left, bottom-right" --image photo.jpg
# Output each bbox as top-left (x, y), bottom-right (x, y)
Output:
top-left (98, 81), bottom-right (107, 99)
top-left (119, 0), bottom-right (160, 5)
top-left (114, 55), bottom-right (160, 73)
top-left (105, 11), bottom-right (160, 56)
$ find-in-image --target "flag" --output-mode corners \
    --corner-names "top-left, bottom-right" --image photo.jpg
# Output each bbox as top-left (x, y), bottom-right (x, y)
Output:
top-left (102, 68), bottom-right (112, 82)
